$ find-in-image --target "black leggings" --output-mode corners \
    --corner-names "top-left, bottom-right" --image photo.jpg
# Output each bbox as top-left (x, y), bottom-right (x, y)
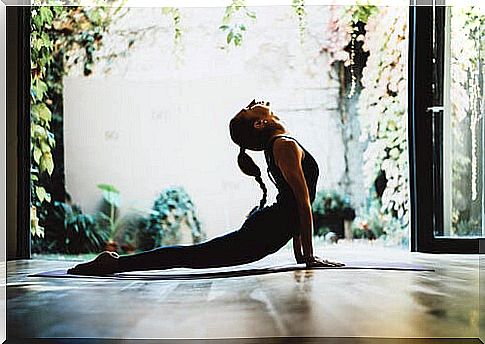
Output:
top-left (116, 204), bottom-right (295, 272)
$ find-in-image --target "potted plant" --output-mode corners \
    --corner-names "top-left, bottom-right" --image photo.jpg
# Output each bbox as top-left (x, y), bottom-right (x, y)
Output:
top-left (312, 189), bottom-right (356, 239)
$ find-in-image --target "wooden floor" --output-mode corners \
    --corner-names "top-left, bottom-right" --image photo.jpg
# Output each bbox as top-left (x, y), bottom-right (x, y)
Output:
top-left (4, 242), bottom-right (485, 343)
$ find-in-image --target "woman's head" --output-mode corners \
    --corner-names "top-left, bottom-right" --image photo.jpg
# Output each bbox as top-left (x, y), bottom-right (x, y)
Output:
top-left (229, 99), bottom-right (284, 151)
top-left (229, 100), bottom-right (285, 211)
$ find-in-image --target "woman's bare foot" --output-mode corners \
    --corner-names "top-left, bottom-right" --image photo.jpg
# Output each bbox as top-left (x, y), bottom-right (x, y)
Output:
top-left (67, 251), bottom-right (121, 276)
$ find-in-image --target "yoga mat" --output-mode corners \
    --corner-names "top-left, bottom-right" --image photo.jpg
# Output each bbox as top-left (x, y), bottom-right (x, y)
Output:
top-left (30, 261), bottom-right (434, 280)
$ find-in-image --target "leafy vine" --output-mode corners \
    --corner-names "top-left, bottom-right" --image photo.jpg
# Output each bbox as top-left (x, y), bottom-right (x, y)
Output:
top-left (358, 8), bottom-right (409, 236)
top-left (30, 4), bottom-right (126, 238)
top-left (162, 7), bottom-right (184, 65)
top-left (292, 0), bottom-right (307, 44)
top-left (219, 0), bottom-right (256, 48)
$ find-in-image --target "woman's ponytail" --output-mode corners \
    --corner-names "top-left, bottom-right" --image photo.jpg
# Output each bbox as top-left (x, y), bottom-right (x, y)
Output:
top-left (237, 148), bottom-right (268, 211)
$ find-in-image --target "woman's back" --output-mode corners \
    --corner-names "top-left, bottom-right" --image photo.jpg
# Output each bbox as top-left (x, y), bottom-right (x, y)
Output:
top-left (264, 134), bottom-right (320, 207)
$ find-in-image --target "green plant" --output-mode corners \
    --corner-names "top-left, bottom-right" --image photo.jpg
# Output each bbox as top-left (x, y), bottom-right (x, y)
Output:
top-left (219, 0), bottom-right (256, 48)
top-left (30, 4), bottom-right (127, 239)
top-left (312, 189), bottom-right (356, 237)
top-left (357, 7), bottom-right (409, 233)
top-left (320, 6), bottom-right (378, 200)
top-left (162, 7), bottom-right (183, 44)
top-left (111, 210), bottom-right (149, 253)
top-left (292, 0), bottom-right (306, 44)
top-left (454, 219), bottom-right (481, 237)
top-left (97, 183), bottom-right (121, 241)
top-left (161, 7), bottom-right (184, 65)
top-left (351, 196), bottom-right (387, 239)
top-left (351, 193), bottom-right (407, 246)
top-left (141, 187), bottom-right (205, 249)
top-left (312, 189), bottom-right (355, 219)
top-left (315, 226), bottom-right (331, 238)
top-left (44, 201), bottom-right (110, 254)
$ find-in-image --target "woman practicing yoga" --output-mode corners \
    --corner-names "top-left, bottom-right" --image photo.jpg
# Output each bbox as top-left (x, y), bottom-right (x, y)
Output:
top-left (68, 99), bottom-right (344, 275)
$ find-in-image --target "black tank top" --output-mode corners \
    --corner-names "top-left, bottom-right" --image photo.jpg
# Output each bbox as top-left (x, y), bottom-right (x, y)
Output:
top-left (264, 134), bottom-right (319, 207)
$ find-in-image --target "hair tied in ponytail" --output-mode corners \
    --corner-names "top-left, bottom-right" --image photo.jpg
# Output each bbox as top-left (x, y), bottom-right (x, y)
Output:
top-left (236, 146), bottom-right (268, 212)
top-left (237, 149), bottom-right (261, 178)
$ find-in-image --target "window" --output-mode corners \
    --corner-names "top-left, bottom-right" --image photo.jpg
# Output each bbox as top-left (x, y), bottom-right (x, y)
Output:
top-left (409, 3), bottom-right (484, 253)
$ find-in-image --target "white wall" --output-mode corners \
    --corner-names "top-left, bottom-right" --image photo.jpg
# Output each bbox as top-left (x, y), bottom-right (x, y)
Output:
top-left (64, 6), bottom-right (347, 238)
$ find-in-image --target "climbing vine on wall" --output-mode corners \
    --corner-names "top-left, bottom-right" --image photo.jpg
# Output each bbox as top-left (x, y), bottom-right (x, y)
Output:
top-left (358, 8), bottom-right (409, 235)
top-left (292, 0), bottom-right (307, 44)
top-left (162, 7), bottom-right (184, 65)
top-left (320, 5), bottom-right (377, 207)
top-left (219, 0), bottom-right (256, 48)
top-left (30, 3), bottom-right (126, 238)
top-left (218, 1), bottom-right (310, 48)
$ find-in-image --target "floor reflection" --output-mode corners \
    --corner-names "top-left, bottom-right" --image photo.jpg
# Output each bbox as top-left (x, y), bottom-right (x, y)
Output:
top-left (6, 247), bottom-right (482, 339)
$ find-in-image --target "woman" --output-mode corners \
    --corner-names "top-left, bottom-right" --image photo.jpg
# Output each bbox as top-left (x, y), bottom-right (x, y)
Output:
top-left (68, 99), bottom-right (344, 275)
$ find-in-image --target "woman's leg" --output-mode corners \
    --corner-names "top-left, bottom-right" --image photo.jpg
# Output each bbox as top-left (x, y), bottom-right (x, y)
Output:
top-left (116, 230), bottom-right (263, 272)
top-left (68, 206), bottom-right (294, 275)
top-left (113, 208), bottom-right (293, 273)
top-left (68, 229), bottom-right (265, 275)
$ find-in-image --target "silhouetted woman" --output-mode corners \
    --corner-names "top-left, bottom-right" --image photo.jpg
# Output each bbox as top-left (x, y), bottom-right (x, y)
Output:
top-left (68, 99), bottom-right (344, 275)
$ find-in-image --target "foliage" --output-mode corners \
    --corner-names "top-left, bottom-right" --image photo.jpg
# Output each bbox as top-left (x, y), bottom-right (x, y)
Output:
top-left (111, 210), bottom-right (149, 253)
top-left (312, 189), bottom-right (355, 220)
top-left (352, 192), bottom-right (408, 246)
top-left (161, 7), bottom-right (184, 65)
top-left (141, 187), bottom-right (205, 249)
top-left (312, 189), bottom-right (355, 238)
top-left (97, 183), bottom-right (121, 240)
top-left (291, 0), bottom-right (306, 44)
top-left (320, 5), bottom-right (408, 241)
top-left (30, 6), bottom-right (59, 239)
top-left (34, 201), bottom-right (110, 254)
top-left (351, 194), bottom-right (389, 240)
top-left (357, 8), bottom-right (409, 232)
top-left (454, 219), bottom-right (481, 237)
top-left (315, 226), bottom-right (332, 237)
top-left (30, 4), bottom-right (125, 239)
top-left (320, 5), bottom-right (378, 203)
top-left (321, 5), bottom-right (377, 69)
top-left (161, 7), bottom-right (183, 43)
top-left (30, 205), bottom-right (45, 238)
top-left (219, 0), bottom-right (256, 48)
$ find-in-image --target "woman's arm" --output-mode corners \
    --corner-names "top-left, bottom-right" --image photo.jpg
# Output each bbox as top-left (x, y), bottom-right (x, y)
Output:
top-left (293, 234), bottom-right (305, 263)
top-left (273, 138), bottom-right (314, 261)
top-left (273, 138), bottom-right (345, 268)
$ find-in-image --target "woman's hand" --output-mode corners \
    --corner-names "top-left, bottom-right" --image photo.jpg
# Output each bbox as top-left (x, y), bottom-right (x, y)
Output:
top-left (305, 256), bottom-right (345, 268)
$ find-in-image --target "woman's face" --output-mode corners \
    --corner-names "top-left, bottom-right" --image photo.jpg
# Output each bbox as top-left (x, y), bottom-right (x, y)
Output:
top-left (242, 103), bottom-right (282, 130)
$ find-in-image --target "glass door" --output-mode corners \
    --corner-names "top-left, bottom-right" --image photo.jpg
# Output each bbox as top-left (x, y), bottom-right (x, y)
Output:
top-left (409, 2), bottom-right (483, 253)
top-left (441, 5), bottom-right (484, 239)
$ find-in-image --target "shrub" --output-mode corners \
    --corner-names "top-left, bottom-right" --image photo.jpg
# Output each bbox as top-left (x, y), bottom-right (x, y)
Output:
top-left (37, 201), bottom-right (110, 254)
top-left (312, 189), bottom-right (356, 219)
top-left (312, 189), bottom-right (356, 237)
top-left (111, 210), bottom-right (149, 253)
top-left (139, 187), bottom-right (206, 249)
